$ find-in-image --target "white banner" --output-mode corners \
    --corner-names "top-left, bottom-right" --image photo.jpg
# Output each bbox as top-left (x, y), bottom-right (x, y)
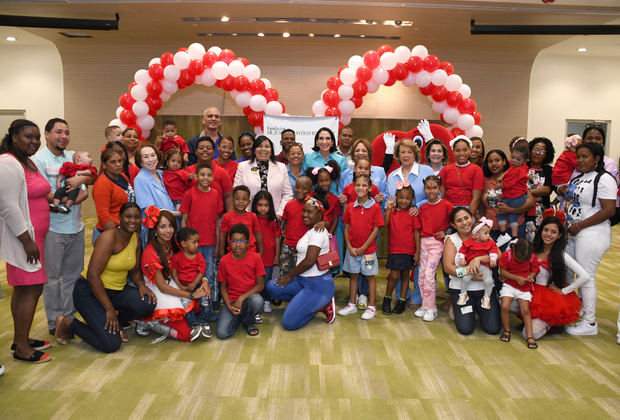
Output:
top-left (263, 115), bottom-right (339, 155)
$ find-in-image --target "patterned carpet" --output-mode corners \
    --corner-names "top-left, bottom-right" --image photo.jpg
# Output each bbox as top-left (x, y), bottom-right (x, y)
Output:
top-left (0, 219), bottom-right (618, 419)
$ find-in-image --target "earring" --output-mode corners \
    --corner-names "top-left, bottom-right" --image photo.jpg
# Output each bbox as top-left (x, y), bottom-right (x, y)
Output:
top-left (154, 233), bottom-right (158, 237)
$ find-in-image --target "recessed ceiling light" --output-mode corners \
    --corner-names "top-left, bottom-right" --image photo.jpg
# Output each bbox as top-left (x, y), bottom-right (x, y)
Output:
top-left (360, 34), bottom-right (365, 38)
top-left (232, 33), bottom-right (238, 36)
top-left (6, 36), bottom-right (16, 41)
top-left (308, 33), bottom-right (314, 37)
top-left (257, 32), bottom-right (265, 37)
top-left (577, 47), bottom-right (587, 52)
top-left (334, 34), bottom-right (341, 38)
top-left (221, 16), bottom-right (230, 22)
top-left (282, 32), bottom-right (290, 38)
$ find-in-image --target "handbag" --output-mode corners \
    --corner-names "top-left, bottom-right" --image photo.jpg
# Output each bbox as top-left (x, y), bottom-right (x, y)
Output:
top-left (316, 234), bottom-right (340, 271)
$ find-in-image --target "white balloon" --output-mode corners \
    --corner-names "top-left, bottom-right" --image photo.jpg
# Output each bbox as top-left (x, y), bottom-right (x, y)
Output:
top-left (254, 126), bottom-right (263, 136)
top-left (457, 113), bottom-right (475, 130)
top-left (282, 113), bottom-right (290, 117)
top-left (466, 125), bottom-right (484, 138)
top-left (109, 118), bottom-right (122, 128)
top-left (431, 69), bottom-right (448, 86)
top-left (243, 64), bottom-right (261, 81)
top-left (340, 68), bottom-right (356, 85)
top-left (211, 61), bottom-right (229, 80)
top-left (148, 57), bottom-right (161, 67)
top-left (141, 129), bottom-right (151, 139)
top-left (340, 115), bottom-right (352, 125)
top-left (312, 100), bottom-right (328, 116)
top-left (130, 84), bottom-right (148, 101)
top-left (402, 72), bottom-right (416, 87)
top-left (132, 101), bottom-right (149, 117)
top-left (459, 83), bottom-right (471, 99)
top-left (415, 70), bottom-right (432, 87)
top-left (134, 69), bottom-right (151, 86)
top-left (366, 81), bottom-right (380, 93)
top-left (187, 43), bottom-right (206, 60)
top-left (348, 55), bottom-right (364, 70)
top-left (228, 60), bottom-right (245, 77)
top-left (230, 89), bottom-right (240, 99)
top-left (249, 94), bottom-right (267, 112)
top-left (411, 45), bottom-right (429, 58)
top-left (265, 101), bottom-right (284, 116)
top-left (115, 106), bottom-right (123, 118)
top-left (137, 114), bottom-right (155, 131)
top-left (443, 107), bottom-right (460, 124)
top-left (161, 80), bottom-right (178, 95)
top-left (432, 100), bottom-right (449, 114)
top-left (371, 67), bottom-right (389, 84)
top-left (394, 46), bottom-right (411, 63)
top-left (338, 99), bottom-right (355, 116)
top-left (163, 65), bottom-right (180, 82)
top-left (261, 78), bottom-right (271, 89)
top-left (235, 92), bottom-right (252, 108)
top-left (199, 70), bottom-right (216, 86)
top-left (444, 74), bottom-right (463, 92)
top-left (379, 52), bottom-right (397, 70)
top-left (208, 46), bottom-right (222, 55)
top-left (173, 51), bottom-right (190, 69)
top-left (338, 84), bottom-right (354, 100)
top-left (159, 92), bottom-right (171, 102)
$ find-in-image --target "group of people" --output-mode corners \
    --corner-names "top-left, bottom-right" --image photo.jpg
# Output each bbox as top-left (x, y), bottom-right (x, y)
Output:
top-left (1, 108), bottom-right (618, 372)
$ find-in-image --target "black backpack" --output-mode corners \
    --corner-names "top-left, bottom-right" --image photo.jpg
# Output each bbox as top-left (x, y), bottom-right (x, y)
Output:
top-left (587, 171), bottom-right (620, 226)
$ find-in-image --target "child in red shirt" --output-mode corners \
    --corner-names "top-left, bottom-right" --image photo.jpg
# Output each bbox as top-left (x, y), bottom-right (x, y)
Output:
top-left (457, 218), bottom-right (499, 309)
top-left (212, 135), bottom-right (239, 181)
top-left (162, 149), bottom-right (193, 208)
top-left (496, 142), bottom-right (530, 245)
top-left (280, 176), bottom-right (313, 276)
top-left (306, 160), bottom-right (342, 234)
top-left (382, 181), bottom-right (420, 316)
top-left (170, 227), bottom-right (213, 340)
top-left (160, 120), bottom-right (189, 162)
top-left (338, 174), bottom-right (385, 320)
top-left (552, 134), bottom-right (581, 186)
top-left (498, 238), bottom-right (540, 349)
top-left (338, 158), bottom-right (383, 212)
top-left (50, 151), bottom-right (97, 214)
top-left (219, 185), bottom-right (263, 258)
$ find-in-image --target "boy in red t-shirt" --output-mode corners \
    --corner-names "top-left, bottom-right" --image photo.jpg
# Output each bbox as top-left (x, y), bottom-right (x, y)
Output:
top-left (217, 224), bottom-right (265, 339)
top-left (160, 120), bottom-right (189, 162)
top-left (280, 176), bottom-right (313, 276)
top-left (219, 185), bottom-right (263, 258)
top-left (496, 143), bottom-right (530, 246)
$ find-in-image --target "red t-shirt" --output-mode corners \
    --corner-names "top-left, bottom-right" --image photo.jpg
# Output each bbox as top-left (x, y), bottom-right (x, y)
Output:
top-left (342, 182), bottom-right (381, 204)
top-left (499, 250), bottom-right (540, 292)
top-left (439, 163), bottom-right (484, 206)
top-left (220, 211), bottom-right (261, 252)
top-left (159, 135), bottom-right (189, 155)
top-left (187, 163), bottom-right (233, 199)
top-left (342, 200), bottom-right (384, 254)
top-left (459, 238), bottom-right (499, 267)
top-left (59, 162), bottom-right (98, 178)
top-left (552, 150), bottom-right (577, 186)
top-left (163, 169), bottom-right (192, 201)
top-left (282, 199), bottom-right (309, 247)
top-left (211, 158), bottom-right (239, 183)
top-left (501, 164), bottom-right (529, 199)
top-left (128, 165), bottom-right (140, 185)
top-left (218, 251), bottom-right (266, 302)
top-left (419, 199), bottom-right (454, 238)
top-left (387, 209), bottom-right (421, 255)
top-left (258, 216), bottom-right (281, 267)
top-left (170, 251), bottom-right (206, 285)
top-left (322, 192), bottom-right (342, 225)
top-left (179, 186), bottom-right (222, 246)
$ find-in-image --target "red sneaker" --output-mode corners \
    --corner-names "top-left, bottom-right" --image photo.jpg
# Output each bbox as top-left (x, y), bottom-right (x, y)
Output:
top-left (321, 297), bottom-right (336, 324)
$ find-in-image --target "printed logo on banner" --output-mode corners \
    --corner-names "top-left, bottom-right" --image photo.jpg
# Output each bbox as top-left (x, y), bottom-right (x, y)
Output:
top-left (264, 116), bottom-right (339, 155)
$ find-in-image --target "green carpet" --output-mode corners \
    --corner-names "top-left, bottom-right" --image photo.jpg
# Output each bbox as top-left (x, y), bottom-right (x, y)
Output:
top-left (0, 219), bottom-right (619, 419)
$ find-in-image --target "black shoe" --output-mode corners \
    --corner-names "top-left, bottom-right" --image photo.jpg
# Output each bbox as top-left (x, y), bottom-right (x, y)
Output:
top-left (548, 325), bottom-right (564, 335)
top-left (270, 298), bottom-right (282, 307)
top-left (392, 299), bottom-right (406, 314)
top-left (382, 296), bottom-right (392, 315)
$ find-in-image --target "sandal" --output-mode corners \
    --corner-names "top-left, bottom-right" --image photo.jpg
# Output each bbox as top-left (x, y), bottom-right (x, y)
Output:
top-left (54, 315), bottom-right (73, 345)
top-left (10, 339), bottom-right (51, 354)
top-left (13, 349), bottom-right (52, 364)
top-left (527, 337), bottom-right (538, 350)
top-left (119, 330), bottom-right (131, 343)
top-left (500, 330), bottom-right (511, 342)
top-left (246, 326), bottom-right (259, 337)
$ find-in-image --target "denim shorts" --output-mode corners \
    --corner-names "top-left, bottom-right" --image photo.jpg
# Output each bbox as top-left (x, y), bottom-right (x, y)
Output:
top-left (343, 252), bottom-right (379, 276)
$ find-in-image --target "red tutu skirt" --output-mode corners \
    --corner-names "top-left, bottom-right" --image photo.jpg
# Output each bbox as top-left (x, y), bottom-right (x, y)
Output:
top-left (529, 284), bottom-right (581, 326)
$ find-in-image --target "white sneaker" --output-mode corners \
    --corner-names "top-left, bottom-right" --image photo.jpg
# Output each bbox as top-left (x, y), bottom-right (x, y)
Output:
top-left (0, 364), bottom-right (4, 376)
top-left (338, 303), bottom-right (358, 316)
top-left (201, 323), bottom-right (212, 339)
top-left (414, 307), bottom-right (427, 318)
top-left (566, 321), bottom-right (598, 336)
top-left (357, 294), bottom-right (368, 310)
top-left (496, 233), bottom-right (512, 248)
top-left (456, 293), bottom-right (469, 305)
top-left (423, 308), bottom-right (438, 322)
top-left (361, 306), bottom-right (377, 320)
top-left (190, 326), bottom-right (202, 341)
top-left (263, 301), bottom-right (272, 313)
top-left (481, 295), bottom-right (491, 310)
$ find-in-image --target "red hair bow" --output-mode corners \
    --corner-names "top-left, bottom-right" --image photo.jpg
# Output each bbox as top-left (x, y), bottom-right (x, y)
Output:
top-left (142, 206), bottom-right (160, 229)
top-left (542, 208), bottom-right (566, 225)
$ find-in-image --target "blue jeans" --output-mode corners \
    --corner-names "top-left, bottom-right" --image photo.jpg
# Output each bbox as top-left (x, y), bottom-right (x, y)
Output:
top-left (266, 273), bottom-right (334, 331)
top-left (198, 246), bottom-right (217, 301)
top-left (185, 284), bottom-right (216, 326)
top-left (261, 266), bottom-right (274, 300)
top-left (497, 194), bottom-right (527, 227)
top-left (216, 294), bottom-right (264, 339)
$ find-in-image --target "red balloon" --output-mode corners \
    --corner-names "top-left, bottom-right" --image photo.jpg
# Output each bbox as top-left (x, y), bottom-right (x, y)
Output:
top-left (440, 61), bottom-right (454, 75)
top-left (249, 79), bottom-right (266, 95)
top-left (384, 72), bottom-right (396, 87)
top-left (407, 56), bottom-right (423, 73)
top-left (202, 51), bottom-right (218, 68)
top-left (120, 109), bottom-right (136, 125)
top-left (431, 86), bottom-right (448, 102)
top-left (356, 65), bottom-right (372, 82)
top-left (148, 109), bottom-right (157, 117)
top-left (146, 80), bottom-right (162, 97)
top-left (327, 76), bottom-right (343, 91)
top-left (237, 57), bottom-right (249, 66)
top-left (337, 65), bottom-right (348, 76)
top-left (352, 81), bottom-right (368, 97)
top-left (145, 95), bottom-right (162, 111)
top-left (377, 45), bottom-right (394, 56)
top-left (214, 80), bottom-right (222, 88)
top-left (177, 69), bottom-right (195, 89)
top-left (234, 76), bottom-right (249, 91)
top-left (119, 93), bottom-right (135, 110)
top-left (419, 85), bottom-right (434, 96)
top-left (458, 98), bottom-right (476, 115)
top-left (148, 64), bottom-right (164, 81)
top-left (422, 55), bottom-right (440, 72)
top-left (248, 111), bottom-right (264, 126)
top-left (243, 106), bottom-right (252, 116)
top-left (177, 47), bottom-right (188, 53)
top-left (351, 96), bottom-right (363, 108)
top-left (392, 63), bottom-right (408, 81)
top-left (219, 49), bottom-right (236, 64)
top-left (160, 52), bottom-right (174, 67)
top-left (446, 91), bottom-right (463, 107)
top-left (322, 89), bottom-right (340, 107)
top-left (440, 113), bottom-right (448, 124)
top-left (363, 50), bottom-right (380, 69)
top-left (451, 127), bottom-right (465, 136)
top-left (339, 122), bottom-right (345, 131)
top-left (221, 75), bottom-right (235, 91)
top-left (128, 81), bottom-right (137, 91)
top-left (264, 88), bottom-right (279, 102)
top-left (188, 59), bottom-right (204, 76)
top-left (325, 107), bottom-right (341, 117)
top-left (473, 110), bottom-right (481, 125)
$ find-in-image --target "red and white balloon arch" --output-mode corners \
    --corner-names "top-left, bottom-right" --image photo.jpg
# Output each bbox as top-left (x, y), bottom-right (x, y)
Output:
top-left (110, 43), bottom-right (483, 140)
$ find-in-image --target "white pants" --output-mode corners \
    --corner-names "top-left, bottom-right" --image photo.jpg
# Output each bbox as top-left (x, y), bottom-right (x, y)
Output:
top-left (565, 226), bottom-right (611, 324)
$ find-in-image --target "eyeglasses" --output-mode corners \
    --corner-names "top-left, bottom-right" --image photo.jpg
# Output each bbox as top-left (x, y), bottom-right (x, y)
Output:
top-left (206, 114), bottom-right (221, 119)
top-left (230, 239), bottom-right (247, 244)
top-left (532, 148), bottom-right (546, 154)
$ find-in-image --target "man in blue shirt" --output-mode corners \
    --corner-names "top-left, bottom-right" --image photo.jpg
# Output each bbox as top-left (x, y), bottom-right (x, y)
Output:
top-left (188, 106), bottom-right (231, 164)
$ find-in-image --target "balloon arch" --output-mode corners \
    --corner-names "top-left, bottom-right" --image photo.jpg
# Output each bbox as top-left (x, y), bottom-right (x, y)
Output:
top-left (110, 43), bottom-right (483, 140)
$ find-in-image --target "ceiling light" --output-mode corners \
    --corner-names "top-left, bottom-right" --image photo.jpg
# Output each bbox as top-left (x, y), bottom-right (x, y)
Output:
top-left (334, 34), bottom-right (341, 38)
top-left (577, 47), bottom-right (587, 52)
top-left (282, 32), bottom-right (290, 38)
top-left (360, 34), bottom-right (365, 38)
top-left (308, 33), bottom-right (314, 37)
top-left (257, 32), bottom-right (265, 37)
top-left (6, 36), bottom-right (16, 41)
top-left (232, 33), bottom-right (238, 36)
top-left (221, 16), bottom-right (230, 22)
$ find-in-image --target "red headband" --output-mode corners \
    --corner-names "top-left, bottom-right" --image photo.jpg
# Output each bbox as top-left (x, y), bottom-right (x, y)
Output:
top-left (542, 208), bottom-right (566, 225)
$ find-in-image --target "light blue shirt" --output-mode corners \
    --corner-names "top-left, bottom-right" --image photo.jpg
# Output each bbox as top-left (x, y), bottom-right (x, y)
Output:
top-left (338, 166), bottom-right (387, 197)
top-left (386, 162), bottom-right (435, 207)
top-left (286, 164), bottom-right (300, 192)
top-left (33, 146), bottom-right (84, 234)
top-left (301, 151), bottom-right (347, 195)
top-left (134, 169), bottom-right (176, 214)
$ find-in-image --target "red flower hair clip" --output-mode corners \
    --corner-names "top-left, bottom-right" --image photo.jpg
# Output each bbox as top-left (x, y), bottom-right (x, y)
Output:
top-left (142, 206), bottom-right (160, 229)
top-left (542, 208), bottom-right (566, 225)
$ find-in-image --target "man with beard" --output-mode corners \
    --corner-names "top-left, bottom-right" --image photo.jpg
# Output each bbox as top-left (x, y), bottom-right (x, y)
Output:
top-left (275, 129), bottom-right (296, 164)
top-left (337, 126), bottom-right (355, 169)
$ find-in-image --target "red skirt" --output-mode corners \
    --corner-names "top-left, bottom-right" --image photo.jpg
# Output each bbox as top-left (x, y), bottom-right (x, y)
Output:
top-left (529, 284), bottom-right (581, 326)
